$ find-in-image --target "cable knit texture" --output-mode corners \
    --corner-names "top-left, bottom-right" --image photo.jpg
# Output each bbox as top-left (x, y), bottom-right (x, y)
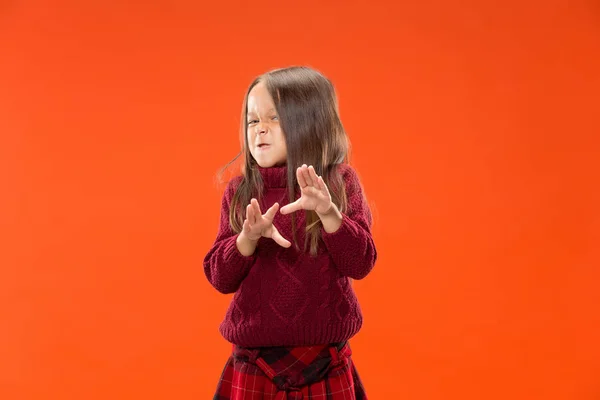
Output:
top-left (203, 163), bottom-right (377, 347)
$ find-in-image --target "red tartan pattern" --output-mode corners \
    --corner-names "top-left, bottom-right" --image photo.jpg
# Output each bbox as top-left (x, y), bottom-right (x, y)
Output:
top-left (213, 342), bottom-right (367, 399)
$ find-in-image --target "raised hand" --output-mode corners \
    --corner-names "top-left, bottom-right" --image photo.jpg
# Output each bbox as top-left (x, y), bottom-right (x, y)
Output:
top-left (280, 165), bottom-right (333, 216)
top-left (242, 198), bottom-right (291, 248)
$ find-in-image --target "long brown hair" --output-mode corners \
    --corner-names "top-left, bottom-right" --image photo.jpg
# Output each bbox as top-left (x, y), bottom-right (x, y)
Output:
top-left (221, 66), bottom-right (350, 255)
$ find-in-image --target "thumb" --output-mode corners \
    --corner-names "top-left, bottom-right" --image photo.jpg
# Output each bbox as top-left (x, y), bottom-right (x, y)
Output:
top-left (271, 225), bottom-right (291, 248)
top-left (263, 202), bottom-right (280, 221)
top-left (279, 199), bottom-right (302, 215)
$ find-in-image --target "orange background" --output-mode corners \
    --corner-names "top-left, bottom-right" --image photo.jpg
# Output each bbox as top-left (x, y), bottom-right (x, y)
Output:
top-left (1, 1), bottom-right (599, 399)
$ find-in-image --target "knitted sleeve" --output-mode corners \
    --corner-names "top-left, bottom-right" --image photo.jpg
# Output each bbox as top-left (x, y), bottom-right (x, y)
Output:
top-left (203, 177), bottom-right (256, 294)
top-left (321, 165), bottom-right (377, 280)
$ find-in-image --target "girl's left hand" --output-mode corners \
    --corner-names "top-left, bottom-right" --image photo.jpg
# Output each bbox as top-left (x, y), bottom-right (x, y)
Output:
top-left (280, 164), bottom-right (333, 216)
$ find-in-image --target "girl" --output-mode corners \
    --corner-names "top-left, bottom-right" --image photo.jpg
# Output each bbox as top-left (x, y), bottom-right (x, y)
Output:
top-left (204, 66), bottom-right (377, 399)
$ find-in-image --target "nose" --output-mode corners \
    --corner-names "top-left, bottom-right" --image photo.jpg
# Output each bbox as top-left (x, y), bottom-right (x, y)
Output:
top-left (255, 122), bottom-right (267, 135)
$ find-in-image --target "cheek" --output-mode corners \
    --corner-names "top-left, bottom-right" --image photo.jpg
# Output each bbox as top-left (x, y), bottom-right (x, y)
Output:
top-left (246, 131), bottom-right (255, 153)
top-left (277, 131), bottom-right (287, 156)
top-left (275, 127), bottom-right (285, 144)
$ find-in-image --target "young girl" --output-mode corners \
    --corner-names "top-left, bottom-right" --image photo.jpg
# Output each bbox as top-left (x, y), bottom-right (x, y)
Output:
top-left (204, 66), bottom-right (377, 399)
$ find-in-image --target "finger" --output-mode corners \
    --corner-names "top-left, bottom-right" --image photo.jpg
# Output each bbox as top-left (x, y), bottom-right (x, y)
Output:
top-left (251, 198), bottom-right (262, 221)
top-left (315, 174), bottom-right (324, 190)
top-left (243, 218), bottom-right (251, 233)
top-left (271, 226), bottom-right (291, 248)
top-left (264, 202), bottom-right (279, 220)
top-left (308, 165), bottom-right (320, 186)
top-left (246, 204), bottom-right (255, 225)
top-left (303, 165), bottom-right (314, 186)
top-left (280, 199), bottom-right (302, 215)
top-left (297, 166), bottom-right (308, 188)
top-left (317, 175), bottom-right (330, 195)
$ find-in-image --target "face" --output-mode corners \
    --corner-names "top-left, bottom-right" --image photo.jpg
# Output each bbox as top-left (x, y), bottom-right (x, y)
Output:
top-left (246, 81), bottom-right (287, 168)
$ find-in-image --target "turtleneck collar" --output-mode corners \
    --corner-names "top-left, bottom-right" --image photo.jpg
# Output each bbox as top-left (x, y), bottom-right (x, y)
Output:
top-left (257, 165), bottom-right (288, 188)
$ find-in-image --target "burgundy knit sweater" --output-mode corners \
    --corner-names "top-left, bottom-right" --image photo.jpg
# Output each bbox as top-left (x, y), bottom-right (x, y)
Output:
top-left (203, 163), bottom-right (377, 347)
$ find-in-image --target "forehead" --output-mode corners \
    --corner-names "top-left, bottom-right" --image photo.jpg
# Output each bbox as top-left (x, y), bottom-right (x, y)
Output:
top-left (247, 82), bottom-right (275, 113)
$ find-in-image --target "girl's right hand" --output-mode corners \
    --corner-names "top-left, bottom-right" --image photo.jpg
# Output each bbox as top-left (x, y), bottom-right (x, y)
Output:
top-left (242, 199), bottom-right (291, 248)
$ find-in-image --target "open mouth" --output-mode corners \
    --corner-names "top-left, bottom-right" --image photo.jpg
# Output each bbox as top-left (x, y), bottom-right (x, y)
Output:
top-left (257, 144), bottom-right (270, 149)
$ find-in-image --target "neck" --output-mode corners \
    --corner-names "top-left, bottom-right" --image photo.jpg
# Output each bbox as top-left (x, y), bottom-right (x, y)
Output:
top-left (257, 165), bottom-right (287, 188)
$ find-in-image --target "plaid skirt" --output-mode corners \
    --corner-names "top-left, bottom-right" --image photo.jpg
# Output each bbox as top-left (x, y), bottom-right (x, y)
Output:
top-left (213, 342), bottom-right (367, 399)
